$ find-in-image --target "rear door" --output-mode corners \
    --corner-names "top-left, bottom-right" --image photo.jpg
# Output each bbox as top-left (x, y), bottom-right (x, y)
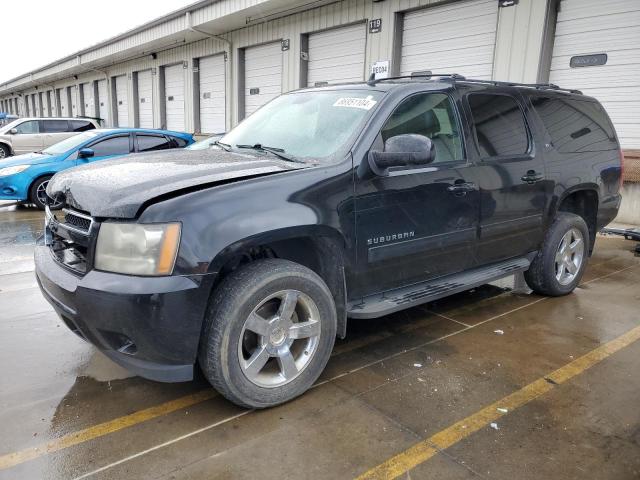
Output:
top-left (134, 133), bottom-right (174, 152)
top-left (41, 120), bottom-right (71, 148)
top-left (11, 120), bottom-right (43, 154)
top-left (462, 90), bottom-right (548, 263)
top-left (353, 91), bottom-right (479, 297)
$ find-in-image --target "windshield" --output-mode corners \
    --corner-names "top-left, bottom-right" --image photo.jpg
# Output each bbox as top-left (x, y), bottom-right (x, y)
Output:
top-left (187, 135), bottom-right (223, 150)
top-left (43, 131), bottom-right (99, 155)
top-left (221, 90), bottom-right (383, 161)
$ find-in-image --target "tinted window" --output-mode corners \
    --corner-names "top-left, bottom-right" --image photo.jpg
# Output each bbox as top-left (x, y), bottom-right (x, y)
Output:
top-left (531, 96), bottom-right (616, 153)
top-left (137, 135), bottom-right (172, 152)
top-left (468, 94), bottom-right (529, 157)
top-left (90, 135), bottom-right (131, 157)
top-left (172, 137), bottom-right (188, 148)
top-left (381, 93), bottom-right (463, 163)
top-left (70, 120), bottom-right (95, 132)
top-left (14, 120), bottom-right (40, 134)
top-left (42, 120), bottom-right (69, 133)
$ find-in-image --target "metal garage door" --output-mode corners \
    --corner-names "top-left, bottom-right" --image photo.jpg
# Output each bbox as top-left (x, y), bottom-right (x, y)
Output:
top-left (244, 42), bottom-right (282, 118)
top-left (32, 95), bottom-right (38, 117)
top-left (164, 64), bottom-right (185, 131)
top-left (82, 82), bottom-right (95, 117)
top-left (40, 92), bottom-right (47, 117)
top-left (97, 79), bottom-right (109, 126)
top-left (549, 0), bottom-right (640, 149)
top-left (70, 86), bottom-right (78, 117)
top-left (400, 0), bottom-right (498, 79)
top-left (115, 76), bottom-right (129, 127)
top-left (137, 70), bottom-right (154, 129)
top-left (199, 55), bottom-right (226, 134)
top-left (307, 24), bottom-right (367, 86)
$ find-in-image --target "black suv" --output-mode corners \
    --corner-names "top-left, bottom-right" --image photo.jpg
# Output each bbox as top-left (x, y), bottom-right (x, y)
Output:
top-left (35, 75), bottom-right (623, 408)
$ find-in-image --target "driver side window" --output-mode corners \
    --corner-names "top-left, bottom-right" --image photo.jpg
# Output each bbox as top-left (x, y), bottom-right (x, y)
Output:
top-left (381, 93), bottom-right (463, 163)
top-left (14, 120), bottom-right (40, 134)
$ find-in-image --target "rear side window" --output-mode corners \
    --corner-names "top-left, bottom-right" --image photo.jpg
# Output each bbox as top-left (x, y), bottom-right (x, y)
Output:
top-left (137, 134), bottom-right (173, 152)
top-left (69, 120), bottom-right (95, 132)
top-left (531, 96), bottom-right (617, 153)
top-left (90, 135), bottom-right (131, 157)
top-left (468, 94), bottom-right (529, 157)
top-left (42, 120), bottom-right (69, 133)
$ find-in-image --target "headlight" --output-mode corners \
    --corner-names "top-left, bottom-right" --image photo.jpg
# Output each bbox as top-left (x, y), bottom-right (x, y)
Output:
top-left (0, 165), bottom-right (30, 177)
top-left (95, 222), bottom-right (181, 276)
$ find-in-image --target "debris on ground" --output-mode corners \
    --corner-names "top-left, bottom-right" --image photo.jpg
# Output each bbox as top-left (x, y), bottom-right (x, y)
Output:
top-left (413, 363), bottom-right (422, 368)
top-left (494, 329), bottom-right (505, 335)
top-left (497, 407), bottom-right (508, 413)
top-left (490, 422), bottom-right (499, 430)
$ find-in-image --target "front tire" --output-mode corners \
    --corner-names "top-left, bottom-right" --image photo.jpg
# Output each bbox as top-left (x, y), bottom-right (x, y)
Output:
top-left (525, 213), bottom-right (589, 296)
top-left (198, 259), bottom-right (337, 408)
top-left (0, 143), bottom-right (10, 159)
top-left (29, 176), bottom-right (62, 210)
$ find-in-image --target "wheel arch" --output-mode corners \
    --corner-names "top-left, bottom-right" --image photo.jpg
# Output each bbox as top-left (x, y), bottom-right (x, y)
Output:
top-left (0, 141), bottom-right (12, 155)
top-left (209, 225), bottom-right (349, 339)
top-left (552, 185), bottom-right (599, 254)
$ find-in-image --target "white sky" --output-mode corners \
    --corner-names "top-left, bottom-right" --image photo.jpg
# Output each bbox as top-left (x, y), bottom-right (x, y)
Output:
top-left (1, 0), bottom-right (195, 83)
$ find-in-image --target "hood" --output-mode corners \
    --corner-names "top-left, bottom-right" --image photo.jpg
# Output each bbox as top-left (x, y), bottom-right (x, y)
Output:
top-left (0, 151), bottom-right (58, 168)
top-left (47, 148), bottom-right (305, 218)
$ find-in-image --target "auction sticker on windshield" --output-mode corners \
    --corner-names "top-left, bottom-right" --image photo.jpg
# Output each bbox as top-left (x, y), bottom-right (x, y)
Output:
top-left (333, 95), bottom-right (377, 110)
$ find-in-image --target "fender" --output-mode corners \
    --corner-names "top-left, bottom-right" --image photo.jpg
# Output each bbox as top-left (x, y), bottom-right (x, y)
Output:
top-left (549, 183), bottom-right (600, 221)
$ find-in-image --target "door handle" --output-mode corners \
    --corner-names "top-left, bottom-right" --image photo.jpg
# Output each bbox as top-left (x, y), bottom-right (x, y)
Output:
top-left (447, 181), bottom-right (477, 196)
top-left (521, 170), bottom-right (544, 184)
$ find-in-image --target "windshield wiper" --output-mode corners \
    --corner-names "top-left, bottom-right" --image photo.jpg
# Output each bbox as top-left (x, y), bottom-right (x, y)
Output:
top-left (235, 144), bottom-right (306, 164)
top-left (35, 150), bottom-right (51, 155)
top-left (213, 140), bottom-right (231, 151)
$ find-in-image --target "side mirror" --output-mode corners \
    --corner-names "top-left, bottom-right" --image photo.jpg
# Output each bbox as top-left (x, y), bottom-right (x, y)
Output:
top-left (369, 134), bottom-right (435, 176)
top-left (9, 128), bottom-right (17, 135)
top-left (78, 148), bottom-right (95, 159)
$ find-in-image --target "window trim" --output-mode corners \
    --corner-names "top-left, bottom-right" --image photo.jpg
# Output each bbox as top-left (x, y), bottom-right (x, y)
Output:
top-left (371, 90), bottom-right (469, 174)
top-left (86, 133), bottom-right (133, 157)
top-left (465, 91), bottom-right (534, 161)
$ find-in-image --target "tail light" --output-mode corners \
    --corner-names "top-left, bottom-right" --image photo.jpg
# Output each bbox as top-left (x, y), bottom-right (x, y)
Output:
top-left (619, 150), bottom-right (625, 189)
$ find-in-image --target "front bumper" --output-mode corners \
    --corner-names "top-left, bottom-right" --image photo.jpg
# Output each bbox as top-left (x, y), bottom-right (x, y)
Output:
top-left (34, 246), bottom-right (215, 382)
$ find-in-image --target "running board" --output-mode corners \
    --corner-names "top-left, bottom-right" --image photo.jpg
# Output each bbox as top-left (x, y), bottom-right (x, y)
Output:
top-left (347, 257), bottom-right (531, 319)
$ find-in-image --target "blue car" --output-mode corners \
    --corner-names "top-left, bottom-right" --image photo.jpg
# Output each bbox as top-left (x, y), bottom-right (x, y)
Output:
top-left (0, 128), bottom-right (194, 209)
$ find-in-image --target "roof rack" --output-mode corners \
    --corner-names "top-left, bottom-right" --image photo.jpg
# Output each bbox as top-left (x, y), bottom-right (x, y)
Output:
top-left (366, 72), bottom-right (582, 94)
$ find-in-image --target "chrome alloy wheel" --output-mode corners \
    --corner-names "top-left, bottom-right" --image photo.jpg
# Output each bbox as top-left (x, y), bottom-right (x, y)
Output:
top-left (36, 180), bottom-right (62, 209)
top-left (555, 227), bottom-right (584, 285)
top-left (238, 290), bottom-right (321, 388)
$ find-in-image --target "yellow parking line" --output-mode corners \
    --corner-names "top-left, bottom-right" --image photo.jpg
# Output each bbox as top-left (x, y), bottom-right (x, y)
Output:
top-left (356, 323), bottom-right (640, 480)
top-left (0, 389), bottom-right (216, 470)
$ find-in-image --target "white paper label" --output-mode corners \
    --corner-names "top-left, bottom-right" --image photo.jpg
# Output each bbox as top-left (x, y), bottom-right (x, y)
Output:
top-left (333, 95), bottom-right (377, 110)
top-left (371, 60), bottom-right (389, 79)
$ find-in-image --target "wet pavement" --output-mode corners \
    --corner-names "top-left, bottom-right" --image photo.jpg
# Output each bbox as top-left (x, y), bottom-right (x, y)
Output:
top-left (1, 200), bottom-right (639, 479)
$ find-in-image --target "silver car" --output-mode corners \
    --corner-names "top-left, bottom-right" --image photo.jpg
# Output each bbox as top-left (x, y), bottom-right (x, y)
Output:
top-left (0, 117), bottom-right (100, 158)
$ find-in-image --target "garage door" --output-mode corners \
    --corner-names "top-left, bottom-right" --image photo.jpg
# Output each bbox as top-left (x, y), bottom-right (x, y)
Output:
top-left (82, 83), bottom-right (95, 117)
top-left (400, 0), bottom-right (498, 79)
top-left (70, 87), bottom-right (78, 117)
top-left (115, 76), bottom-right (129, 127)
top-left (549, 0), bottom-right (640, 149)
top-left (32, 95), bottom-right (38, 117)
top-left (244, 42), bottom-right (282, 118)
top-left (199, 55), bottom-right (226, 134)
top-left (307, 24), bottom-right (367, 86)
top-left (40, 92), bottom-right (48, 117)
top-left (164, 64), bottom-right (185, 131)
top-left (137, 70), bottom-right (154, 129)
top-left (97, 79), bottom-right (109, 126)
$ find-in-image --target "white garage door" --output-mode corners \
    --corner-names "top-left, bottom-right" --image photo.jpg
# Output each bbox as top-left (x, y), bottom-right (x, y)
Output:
top-left (82, 83), bottom-right (95, 117)
top-left (400, 0), bottom-right (498, 79)
top-left (199, 55), bottom-right (226, 134)
top-left (307, 24), bottom-right (367, 86)
top-left (40, 92), bottom-right (48, 117)
top-left (70, 86), bottom-right (78, 117)
top-left (549, 0), bottom-right (640, 149)
top-left (244, 42), bottom-right (282, 118)
top-left (97, 79), bottom-right (109, 126)
top-left (57, 88), bottom-right (68, 116)
top-left (164, 64), bottom-right (185, 131)
top-left (115, 76), bottom-right (129, 127)
top-left (137, 70), bottom-right (154, 128)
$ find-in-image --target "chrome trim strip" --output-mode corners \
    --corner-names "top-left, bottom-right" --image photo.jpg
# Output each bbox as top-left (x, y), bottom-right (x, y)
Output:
top-left (57, 208), bottom-right (94, 236)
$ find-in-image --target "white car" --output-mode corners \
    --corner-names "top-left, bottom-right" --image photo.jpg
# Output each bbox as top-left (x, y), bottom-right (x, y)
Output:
top-left (0, 117), bottom-right (100, 158)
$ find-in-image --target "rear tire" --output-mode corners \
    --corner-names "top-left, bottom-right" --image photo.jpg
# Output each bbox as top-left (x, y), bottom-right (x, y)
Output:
top-left (0, 143), bottom-right (10, 159)
top-left (524, 213), bottom-right (589, 296)
top-left (198, 259), bottom-right (337, 408)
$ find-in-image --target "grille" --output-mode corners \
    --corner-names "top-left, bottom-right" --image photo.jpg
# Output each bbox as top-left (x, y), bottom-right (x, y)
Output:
top-left (50, 237), bottom-right (88, 274)
top-left (63, 209), bottom-right (92, 233)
